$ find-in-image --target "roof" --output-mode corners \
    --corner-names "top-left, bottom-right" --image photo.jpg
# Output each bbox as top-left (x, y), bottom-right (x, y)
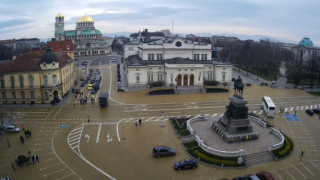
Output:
top-left (56, 53), bottom-right (73, 67)
top-left (299, 37), bottom-right (313, 47)
top-left (41, 48), bottom-right (58, 64)
top-left (77, 15), bottom-right (94, 23)
top-left (0, 53), bottom-right (41, 73)
top-left (56, 13), bottom-right (64, 17)
top-left (47, 40), bottom-right (75, 51)
top-left (65, 30), bottom-right (76, 36)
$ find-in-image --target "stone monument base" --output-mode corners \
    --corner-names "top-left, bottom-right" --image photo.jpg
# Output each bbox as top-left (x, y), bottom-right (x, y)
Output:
top-left (212, 123), bottom-right (259, 143)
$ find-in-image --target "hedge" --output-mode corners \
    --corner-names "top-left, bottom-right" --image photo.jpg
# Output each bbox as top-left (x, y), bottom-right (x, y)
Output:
top-left (148, 89), bottom-right (175, 95)
top-left (206, 88), bottom-right (229, 93)
top-left (272, 135), bottom-right (294, 159)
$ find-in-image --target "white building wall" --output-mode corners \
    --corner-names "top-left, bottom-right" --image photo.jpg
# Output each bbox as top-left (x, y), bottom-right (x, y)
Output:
top-left (123, 44), bottom-right (139, 58)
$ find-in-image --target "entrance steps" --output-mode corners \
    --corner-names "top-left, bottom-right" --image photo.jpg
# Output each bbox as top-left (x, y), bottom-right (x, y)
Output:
top-left (243, 151), bottom-right (275, 166)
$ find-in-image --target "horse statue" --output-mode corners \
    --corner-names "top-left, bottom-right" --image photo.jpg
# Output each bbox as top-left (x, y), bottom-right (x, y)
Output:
top-left (232, 76), bottom-right (244, 98)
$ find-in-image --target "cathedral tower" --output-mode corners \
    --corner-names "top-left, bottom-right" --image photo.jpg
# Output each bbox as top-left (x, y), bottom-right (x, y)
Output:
top-left (55, 13), bottom-right (65, 41)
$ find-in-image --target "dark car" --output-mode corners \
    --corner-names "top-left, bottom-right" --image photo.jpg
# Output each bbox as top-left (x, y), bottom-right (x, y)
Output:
top-left (96, 79), bottom-right (101, 84)
top-left (152, 146), bottom-right (176, 157)
top-left (94, 83), bottom-right (100, 91)
top-left (90, 89), bottom-right (96, 94)
top-left (306, 109), bottom-right (314, 115)
top-left (312, 108), bottom-right (320, 114)
top-left (80, 82), bottom-right (86, 87)
top-left (174, 159), bottom-right (197, 170)
top-left (256, 171), bottom-right (275, 180)
top-left (81, 61), bottom-right (88, 66)
top-left (90, 79), bottom-right (95, 84)
top-left (75, 88), bottom-right (81, 94)
top-left (80, 77), bottom-right (84, 81)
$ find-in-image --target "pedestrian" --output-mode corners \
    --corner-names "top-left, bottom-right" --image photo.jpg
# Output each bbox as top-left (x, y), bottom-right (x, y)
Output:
top-left (295, 110), bottom-right (297, 115)
top-left (135, 120), bottom-right (138, 127)
top-left (20, 136), bottom-right (24, 143)
top-left (36, 155), bottom-right (39, 163)
top-left (31, 155), bottom-right (35, 164)
top-left (22, 124), bottom-right (25, 132)
top-left (87, 115), bottom-right (90, 123)
top-left (28, 150), bottom-right (31, 157)
top-left (301, 147), bottom-right (305, 157)
top-left (139, 118), bottom-right (142, 126)
top-left (27, 157), bottom-right (30, 165)
top-left (73, 103), bottom-right (75, 108)
top-left (11, 162), bottom-right (15, 171)
top-left (7, 139), bottom-right (10, 148)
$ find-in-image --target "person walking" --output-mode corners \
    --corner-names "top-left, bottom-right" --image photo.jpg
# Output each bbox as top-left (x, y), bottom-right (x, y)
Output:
top-left (139, 118), bottom-right (142, 126)
top-left (27, 156), bottom-right (30, 165)
top-left (20, 136), bottom-right (24, 143)
top-left (28, 150), bottom-right (31, 157)
top-left (7, 139), bottom-right (10, 148)
top-left (301, 147), bottom-right (305, 157)
top-left (36, 155), bottom-right (39, 163)
top-left (135, 120), bottom-right (138, 127)
top-left (31, 155), bottom-right (35, 164)
top-left (11, 162), bottom-right (15, 171)
top-left (73, 103), bottom-right (75, 108)
top-left (87, 115), bottom-right (90, 123)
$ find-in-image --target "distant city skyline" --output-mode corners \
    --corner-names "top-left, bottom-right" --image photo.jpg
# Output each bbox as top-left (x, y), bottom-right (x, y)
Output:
top-left (0, 0), bottom-right (319, 46)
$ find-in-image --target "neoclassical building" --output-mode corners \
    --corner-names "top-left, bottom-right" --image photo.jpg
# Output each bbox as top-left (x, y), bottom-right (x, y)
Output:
top-left (292, 37), bottom-right (320, 62)
top-left (0, 49), bottom-right (74, 104)
top-left (54, 13), bottom-right (111, 56)
top-left (124, 37), bottom-right (232, 88)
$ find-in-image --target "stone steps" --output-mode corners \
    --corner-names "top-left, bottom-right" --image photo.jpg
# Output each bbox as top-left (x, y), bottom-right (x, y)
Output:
top-left (243, 151), bottom-right (274, 166)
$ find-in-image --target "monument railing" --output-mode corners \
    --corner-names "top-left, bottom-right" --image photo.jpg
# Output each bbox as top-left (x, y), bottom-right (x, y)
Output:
top-left (268, 128), bottom-right (285, 151)
top-left (187, 116), bottom-right (243, 157)
top-left (248, 115), bottom-right (267, 127)
top-left (194, 135), bottom-right (243, 157)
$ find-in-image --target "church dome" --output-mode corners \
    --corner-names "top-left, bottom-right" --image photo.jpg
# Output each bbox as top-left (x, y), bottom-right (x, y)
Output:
top-left (77, 15), bottom-right (94, 23)
top-left (56, 13), bottom-right (64, 18)
top-left (41, 48), bottom-right (58, 64)
top-left (299, 37), bottom-right (313, 47)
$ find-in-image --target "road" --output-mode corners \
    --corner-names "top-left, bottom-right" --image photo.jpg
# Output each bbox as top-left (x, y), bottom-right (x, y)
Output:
top-left (1, 54), bottom-right (320, 180)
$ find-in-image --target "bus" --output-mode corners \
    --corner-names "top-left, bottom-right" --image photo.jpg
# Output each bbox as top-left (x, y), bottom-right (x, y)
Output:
top-left (262, 96), bottom-right (276, 118)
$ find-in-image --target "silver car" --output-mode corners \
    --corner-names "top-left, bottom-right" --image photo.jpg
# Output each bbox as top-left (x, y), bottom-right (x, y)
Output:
top-left (4, 126), bottom-right (20, 133)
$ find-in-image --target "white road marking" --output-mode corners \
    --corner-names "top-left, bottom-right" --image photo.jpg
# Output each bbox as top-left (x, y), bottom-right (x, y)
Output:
top-left (56, 173), bottom-right (74, 180)
top-left (285, 168), bottom-right (296, 180)
top-left (293, 166), bottom-right (307, 179)
top-left (41, 162), bottom-right (62, 170)
top-left (144, 117), bottom-right (155, 122)
top-left (301, 163), bottom-right (314, 175)
top-left (107, 134), bottom-right (113, 143)
top-left (85, 134), bottom-right (90, 143)
top-left (96, 124), bottom-right (102, 143)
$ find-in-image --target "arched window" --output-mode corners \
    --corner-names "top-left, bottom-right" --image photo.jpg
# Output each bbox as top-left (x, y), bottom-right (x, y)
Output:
top-left (45, 92), bottom-right (49, 100)
top-left (19, 76), bottom-right (24, 88)
top-left (52, 75), bottom-right (57, 86)
top-left (10, 76), bottom-right (15, 88)
top-left (28, 75), bottom-right (34, 88)
top-left (43, 75), bottom-right (48, 87)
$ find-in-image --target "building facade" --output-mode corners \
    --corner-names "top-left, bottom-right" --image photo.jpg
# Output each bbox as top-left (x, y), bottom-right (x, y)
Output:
top-left (124, 37), bottom-right (232, 88)
top-left (0, 49), bottom-right (75, 104)
top-left (291, 37), bottom-right (320, 63)
top-left (54, 13), bottom-right (111, 57)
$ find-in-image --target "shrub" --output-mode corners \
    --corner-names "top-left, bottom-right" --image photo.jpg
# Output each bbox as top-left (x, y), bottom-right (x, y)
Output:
top-left (204, 80), bottom-right (220, 86)
top-left (206, 88), bottom-right (229, 93)
top-left (272, 135), bottom-right (294, 159)
top-left (246, 83), bottom-right (251, 86)
top-left (117, 88), bottom-right (125, 92)
top-left (148, 89), bottom-right (174, 95)
top-left (148, 81), bottom-right (164, 88)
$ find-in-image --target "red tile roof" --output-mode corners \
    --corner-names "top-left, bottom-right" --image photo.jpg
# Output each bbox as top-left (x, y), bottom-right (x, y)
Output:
top-left (0, 52), bottom-right (73, 73)
top-left (0, 53), bottom-right (41, 73)
top-left (47, 40), bottom-right (75, 51)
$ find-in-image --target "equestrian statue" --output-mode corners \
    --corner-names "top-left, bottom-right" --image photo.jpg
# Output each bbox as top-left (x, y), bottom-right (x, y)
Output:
top-left (231, 76), bottom-right (244, 98)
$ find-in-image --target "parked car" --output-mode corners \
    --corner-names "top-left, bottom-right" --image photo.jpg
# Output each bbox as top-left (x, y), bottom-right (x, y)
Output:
top-left (90, 79), bottom-right (95, 84)
top-left (96, 79), bottom-right (101, 84)
top-left (4, 126), bottom-right (20, 133)
top-left (232, 177), bottom-right (247, 180)
top-left (305, 109), bottom-right (314, 115)
top-left (94, 83), bottom-right (100, 91)
top-left (90, 89), bottom-right (96, 94)
top-left (312, 108), bottom-right (320, 114)
top-left (75, 89), bottom-right (81, 94)
top-left (152, 146), bottom-right (176, 157)
top-left (80, 82), bottom-right (86, 87)
top-left (243, 174), bottom-right (260, 180)
top-left (256, 171), bottom-right (275, 180)
top-left (81, 61), bottom-right (88, 66)
top-left (80, 77), bottom-right (84, 81)
top-left (174, 159), bottom-right (197, 170)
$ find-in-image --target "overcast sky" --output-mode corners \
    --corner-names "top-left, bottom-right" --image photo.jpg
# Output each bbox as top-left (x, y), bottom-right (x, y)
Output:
top-left (0, 0), bottom-right (319, 45)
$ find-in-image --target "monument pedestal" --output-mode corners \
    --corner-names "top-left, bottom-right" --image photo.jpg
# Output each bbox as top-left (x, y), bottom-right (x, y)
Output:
top-left (213, 95), bottom-right (259, 143)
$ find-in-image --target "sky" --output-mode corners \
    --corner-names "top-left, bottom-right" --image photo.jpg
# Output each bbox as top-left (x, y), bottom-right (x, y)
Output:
top-left (0, 0), bottom-right (319, 45)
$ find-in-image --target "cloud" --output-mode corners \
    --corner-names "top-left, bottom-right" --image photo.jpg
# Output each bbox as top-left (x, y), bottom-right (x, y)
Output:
top-left (0, 19), bottom-right (32, 30)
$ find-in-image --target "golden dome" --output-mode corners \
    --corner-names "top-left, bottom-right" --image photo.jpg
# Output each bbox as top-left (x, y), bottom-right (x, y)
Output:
top-left (56, 13), bottom-right (64, 17)
top-left (77, 15), bottom-right (94, 23)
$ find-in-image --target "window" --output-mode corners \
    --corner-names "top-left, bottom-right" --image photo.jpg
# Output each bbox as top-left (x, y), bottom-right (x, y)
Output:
top-left (10, 76), bottom-right (15, 88)
top-left (148, 74), bottom-right (154, 82)
top-left (201, 54), bottom-right (207, 60)
top-left (208, 74), bottom-right (213, 80)
top-left (45, 92), bottom-right (49, 100)
top-left (158, 74), bottom-right (163, 81)
top-left (136, 76), bottom-right (140, 83)
top-left (157, 54), bottom-right (163, 60)
top-left (2, 92), bottom-right (6, 99)
top-left (29, 75), bottom-right (34, 88)
top-left (30, 91), bottom-right (35, 99)
top-left (52, 75), bottom-right (57, 86)
top-left (12, 91), bottom-right (16, 99)
top-left (148, 54), bottom-right (154, 60)
top-left (21, 91), bottom-right (25, 99)
top-left (1, 79), bottom-right (4, 88)
top-left (44, 75), bottom-right (48, 87)
top-left (128, 47), bottom-right (133, 51)
top-left (19, 76), bottom-right (24, 88)
top-left (222, 74), bottom-right (226, 81)
top-left (193, 54), bottom-right (200, 60)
